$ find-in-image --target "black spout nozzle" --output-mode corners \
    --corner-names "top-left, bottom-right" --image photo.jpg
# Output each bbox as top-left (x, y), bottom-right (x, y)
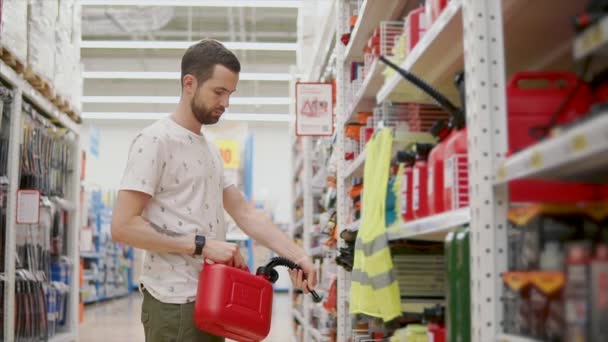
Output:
top-left (414, 143), bottom-right (434, 160)
top-left (396, 150), bottom-right (416, 166)
top-left (257, 257), bottom-right (324, 303)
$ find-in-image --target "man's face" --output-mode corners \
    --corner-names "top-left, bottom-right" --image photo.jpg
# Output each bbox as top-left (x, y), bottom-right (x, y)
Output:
top-left (189, 65), bottom-right (238, 125)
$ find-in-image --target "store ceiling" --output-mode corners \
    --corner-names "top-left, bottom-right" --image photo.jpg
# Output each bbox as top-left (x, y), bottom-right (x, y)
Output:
top-left (81, 1), bottom-right (299, 122)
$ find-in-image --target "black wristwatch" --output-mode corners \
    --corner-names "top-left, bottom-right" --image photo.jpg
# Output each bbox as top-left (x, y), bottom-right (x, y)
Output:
top-left (194, 234), bottom-right (206, 256)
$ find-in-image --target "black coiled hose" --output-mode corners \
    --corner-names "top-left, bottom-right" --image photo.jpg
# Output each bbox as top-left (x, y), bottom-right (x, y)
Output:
top-left (256, 257), bottom-right (323, 303)
top-left (378, 55), bottom-right (465, 128)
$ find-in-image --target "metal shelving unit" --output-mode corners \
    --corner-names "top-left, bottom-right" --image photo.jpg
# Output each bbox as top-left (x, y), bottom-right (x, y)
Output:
top-left (496, 112), bottom-right (608, 183)
top-left (387, 207), bottom-right (471, 241)
top-left (496, 334), bottom-right (542, 342)
top-left (1, 56), bottom-right (82, 342)
top-left (326, 0), bottom-right (602, 341)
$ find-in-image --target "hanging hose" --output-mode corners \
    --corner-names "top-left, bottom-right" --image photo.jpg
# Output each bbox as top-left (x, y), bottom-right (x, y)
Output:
top-left (256, 257), bottom-right (323, 303)
top-left (378, 55), bottom-right (465, 123)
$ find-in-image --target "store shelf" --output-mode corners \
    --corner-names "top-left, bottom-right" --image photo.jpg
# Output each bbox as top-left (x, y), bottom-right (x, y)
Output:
top-left (574, 14), bottom-right (608, 60)
top-left (344, 60), bottom-right (385, 124)
top-left (292, 309), bottom-right (304, 324)
top-left (0, 60), bottom-right (79, 133)
top-left (295, 186), bottom-right (303, 202)
top-left (310, 327), bottom-right (328, 342)
top-left (345, 150), bottom-right (366, 179)
top-left (295, 218), bottom-right (304, 230)
top-left (387, 207), bottom-right (470, 241)
top-left (309, 246), bottom-right (324, 258)
top-left (345, 219), bottom-right (360, 232)
top-left (377, 0), bottom-right (463, 104)
top-left (496, 334), bottom-right (542, 342)
top-left (306, 0), bottom-right (338, 81)
top-left (80, 251), bottom-right (101, 259)
top-left (501, 0), bottom-right (587, 75)
top-left (343, 0), bottom-right (410, 62)
top-left (49, 332), bottom-right (76, 342)
top-left (496, 112), bottom-right (608, 184)
top-left (294, 156), bottom-right (304, 177)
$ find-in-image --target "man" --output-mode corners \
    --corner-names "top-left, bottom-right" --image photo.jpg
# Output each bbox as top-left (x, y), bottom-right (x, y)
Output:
top-left (111, 39), bottom-right (316, 342)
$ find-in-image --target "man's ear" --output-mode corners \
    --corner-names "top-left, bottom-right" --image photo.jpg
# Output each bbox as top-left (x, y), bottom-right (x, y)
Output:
top-left (182, 74), bottom-right (197, 94)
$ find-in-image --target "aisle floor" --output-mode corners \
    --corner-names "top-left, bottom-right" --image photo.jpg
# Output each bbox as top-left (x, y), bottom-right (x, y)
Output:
top-left (79, 291), bottom-right (292, 342)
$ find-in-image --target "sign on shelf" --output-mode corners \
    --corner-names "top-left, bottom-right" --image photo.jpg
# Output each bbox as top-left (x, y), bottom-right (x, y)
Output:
top-left (16, 190), bottom-right (40, 225)
top-left (296, 82), bottom-right (334, 136)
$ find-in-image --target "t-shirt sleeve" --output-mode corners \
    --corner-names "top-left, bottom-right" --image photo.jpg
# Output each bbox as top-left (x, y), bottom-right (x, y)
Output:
top-left (223, 168), bottom-right (236, 189)
top-left (119, 133), bottom-right (164, 196)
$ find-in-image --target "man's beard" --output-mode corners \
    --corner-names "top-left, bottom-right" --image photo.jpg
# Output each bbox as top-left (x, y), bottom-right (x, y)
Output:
top-left (190, 97), bottom-right (224, 125)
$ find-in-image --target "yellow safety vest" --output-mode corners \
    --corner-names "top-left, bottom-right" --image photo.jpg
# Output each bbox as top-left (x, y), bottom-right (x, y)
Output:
top-left (349, 128), bottom-right (402, 322)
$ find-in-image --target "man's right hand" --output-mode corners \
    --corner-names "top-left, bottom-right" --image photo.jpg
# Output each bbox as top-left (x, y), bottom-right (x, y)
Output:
top-left (202, 240), bottom-right (248, 270)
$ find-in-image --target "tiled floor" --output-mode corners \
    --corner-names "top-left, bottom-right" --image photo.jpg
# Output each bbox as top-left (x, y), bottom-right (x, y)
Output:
top-left (79, 291), bottom-right (292, 342)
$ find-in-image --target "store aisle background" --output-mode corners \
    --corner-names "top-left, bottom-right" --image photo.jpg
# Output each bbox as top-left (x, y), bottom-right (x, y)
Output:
top-left (80, 292), bottom-right (292, 342)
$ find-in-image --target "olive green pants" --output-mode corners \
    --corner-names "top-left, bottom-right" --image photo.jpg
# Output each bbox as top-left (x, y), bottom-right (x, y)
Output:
top-left (141, 289), bottom-right (225, 342)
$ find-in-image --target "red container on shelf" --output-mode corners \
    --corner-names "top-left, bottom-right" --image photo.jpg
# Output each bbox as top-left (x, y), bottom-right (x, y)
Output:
top-left (427, 0), bottom-right (449, 24)
top-left (506, 71), bottom-right (601, 204)
top-left (444, 126), bottom-right (469, 211)
top-left (405, 5), bottom-right (427, 53)
top-left (427, 121), bottom-right (451, 215)
top-left (506, 71), bottom-right (594, 153)
top-left (413, 144), bottom-right (434, 219)
top-left (398, 151), bottom-right (417, 222)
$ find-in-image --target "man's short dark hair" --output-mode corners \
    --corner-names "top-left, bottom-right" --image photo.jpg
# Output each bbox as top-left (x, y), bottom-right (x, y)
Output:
top-left (181, 39), bottom-right (241, 87)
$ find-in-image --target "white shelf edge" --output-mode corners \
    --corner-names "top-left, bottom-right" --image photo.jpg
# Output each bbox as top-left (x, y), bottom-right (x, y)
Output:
top-left (496, 334), bottom-right (542, 342)
top-left (294, 156), bottom-right (304, 176)
top-left (295, 218), bottom-right (304, 230)
top-left (309, 246), bottom-right (324, 257)
top-left (376, 0), bottom-right (462, 103)
top-left (345, 149), bottom-right (367, 179)
top-left (343, 0), bottom-right (370, 62)
top-left (292, 308), bottom-right (304, 324)
top-left (344, 59), bottom-right (382, 124)
top-left (0, 60), bottom-right (80, 134)
top-left (574, 14), bottom-right (608, 60)
top-left (343, 0), bottom-right (410, 62)
top-left (305, 0), bottom-right (338, 81)
top-left (345, 219), bottom-right (360, 232)
top-left (49, 332), bottom-right (76, 342)
top-left (387, 207), bottom-right (470, 241)
top-left (309, 327), bottom-right (327, 342)
top-left (495, 112), bottom-right (608, 183)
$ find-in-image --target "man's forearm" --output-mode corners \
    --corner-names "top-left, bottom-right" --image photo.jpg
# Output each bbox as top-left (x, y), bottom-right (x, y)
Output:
top-left (234, 210), bottom-right (307, 263)
top-left (112, 216), bottom-right (196, 255)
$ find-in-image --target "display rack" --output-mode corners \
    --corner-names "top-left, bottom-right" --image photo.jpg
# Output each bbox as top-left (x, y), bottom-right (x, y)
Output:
top-left (318, 0), bottom-right (605, 341)
top-left (0, 54), bottom-right (82, 342)
top-left (80, 191), bottom-right (134, 305)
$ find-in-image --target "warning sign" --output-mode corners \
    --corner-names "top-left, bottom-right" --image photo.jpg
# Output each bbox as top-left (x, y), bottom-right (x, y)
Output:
top-left (296, 82), bottom-right (333, 136)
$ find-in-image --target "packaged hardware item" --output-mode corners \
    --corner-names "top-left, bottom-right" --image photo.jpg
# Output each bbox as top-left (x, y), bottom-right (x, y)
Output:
top-left (445, 226), bottom-right (471, 342)
top-left (565, 242), bottom-right (592, 342)
top-left (412, 144), bottom-right (433, 219)
top-left (590, 244), bottom-right (608, 342)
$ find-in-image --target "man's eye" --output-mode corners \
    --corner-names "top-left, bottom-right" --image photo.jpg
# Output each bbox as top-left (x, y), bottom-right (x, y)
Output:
top-left (215, 91), bottom-right (222, 95)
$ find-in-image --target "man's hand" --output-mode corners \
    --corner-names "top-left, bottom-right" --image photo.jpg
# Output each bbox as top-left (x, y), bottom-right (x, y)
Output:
top-left (203, 240), bottom-right (247, 270)
top-left (289, 257), bottom-right (317, 293)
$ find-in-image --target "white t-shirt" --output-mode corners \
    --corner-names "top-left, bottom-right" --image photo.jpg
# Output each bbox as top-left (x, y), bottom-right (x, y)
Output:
top-left (119, 117), bottom-right (234, 304)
